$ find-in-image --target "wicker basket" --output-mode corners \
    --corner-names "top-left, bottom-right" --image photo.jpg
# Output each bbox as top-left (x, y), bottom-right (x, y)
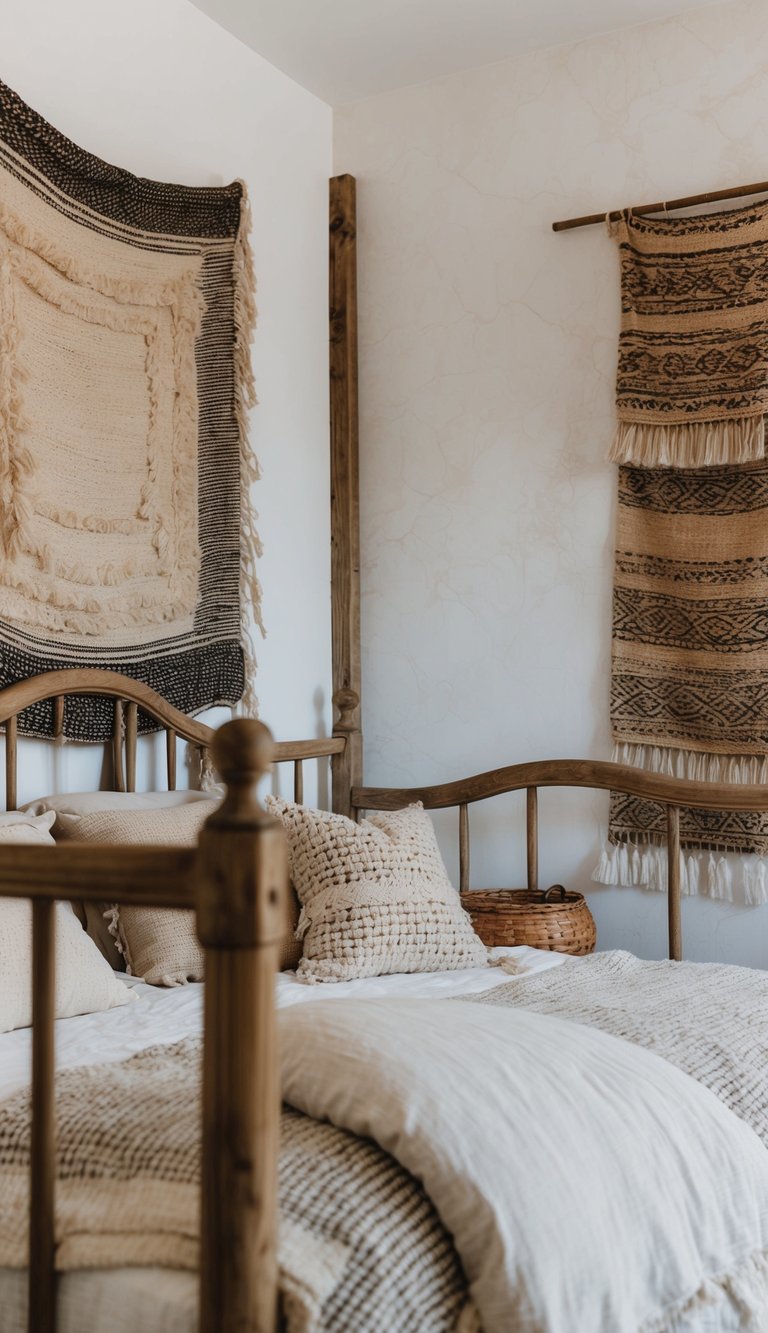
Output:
top-left (461, 885), bottom-right (596, 956)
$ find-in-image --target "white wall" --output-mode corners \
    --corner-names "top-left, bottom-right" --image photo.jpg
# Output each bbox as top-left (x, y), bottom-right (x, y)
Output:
top-left (0, 0), bottom-right (332, 803)
top-left (335, 0), bottom-right (768, 966)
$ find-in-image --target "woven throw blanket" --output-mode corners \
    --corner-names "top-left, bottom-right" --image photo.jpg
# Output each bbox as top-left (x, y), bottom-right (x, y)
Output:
top-left (282, 996), bottom-right (768, 1331)
top-left (475, 950), bottom-right (768, 1148)
top-left (0, 1036), bottom-right (472, 1333)
top-left (0, 78), bottom-right (260, 740)
top-left (600, 204), bottom-right (768, 902)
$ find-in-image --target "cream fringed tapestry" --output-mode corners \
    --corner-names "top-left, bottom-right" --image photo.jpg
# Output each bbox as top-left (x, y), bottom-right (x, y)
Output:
top-left (595, 202), bottom-right (768, 904)
top-left (0, 78), bottom-right (260, 740)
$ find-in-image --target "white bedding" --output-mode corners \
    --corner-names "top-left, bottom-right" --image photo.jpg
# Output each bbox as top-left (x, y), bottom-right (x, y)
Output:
top-left (0, 945), bottom-right (756, 1333)
top-left (0, 945), bottom-right (563, 1101)
top-left (283, 998), bottom-right (768, 1333)
top-left (0, 947), bottom-right (564, 1333)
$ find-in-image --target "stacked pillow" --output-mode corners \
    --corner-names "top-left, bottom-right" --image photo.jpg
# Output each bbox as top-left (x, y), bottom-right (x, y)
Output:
top-left (27, 791), bottom-right (303, 984)
top-left (15, 789), bottom-right (483, 990)
top-left (23, 790), bottom-right (217, 975)
top-left (265, 798), bottom-right (487, 983)
top-left (0, 812), bottom-right (132, 1032)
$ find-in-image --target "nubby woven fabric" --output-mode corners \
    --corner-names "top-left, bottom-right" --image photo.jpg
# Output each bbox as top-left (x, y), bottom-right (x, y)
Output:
top-left (0, 78), bottom-right (260, 738)
top-left (600, 203), bottom-right (768, 900)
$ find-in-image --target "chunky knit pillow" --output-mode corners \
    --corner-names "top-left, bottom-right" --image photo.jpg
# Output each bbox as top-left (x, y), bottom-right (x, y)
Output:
top-left (265, 799), bottom-right (487, 983)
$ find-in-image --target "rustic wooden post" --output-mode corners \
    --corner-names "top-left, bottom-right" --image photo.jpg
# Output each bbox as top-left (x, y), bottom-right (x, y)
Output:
top-left (332, 688), bottom-right (362, 818)
top-left (196, 719), bottom-right (289, 1333)
top-left (330, 174), bottom-right (363, 816)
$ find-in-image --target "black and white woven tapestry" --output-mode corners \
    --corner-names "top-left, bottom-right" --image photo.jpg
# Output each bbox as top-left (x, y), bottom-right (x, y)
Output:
top-left (0, 77), bottom-right (260, 740)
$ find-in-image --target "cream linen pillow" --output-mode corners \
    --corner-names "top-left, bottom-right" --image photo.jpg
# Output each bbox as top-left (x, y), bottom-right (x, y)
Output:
top-left (0, 818), bottom-right (133, 1032)
top-left (265, 798), bottom-right (488, 983)
top-left (58, 800), bottom-right (304, 983)
top-left (22, 790), bottom-right (217, 968)
top-left (57, 801), bottom-right (218, 987)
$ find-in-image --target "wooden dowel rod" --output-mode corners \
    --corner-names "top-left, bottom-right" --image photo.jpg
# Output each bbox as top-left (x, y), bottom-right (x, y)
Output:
top-left (53, 697), bottom-right (64, 741)
top-left (125, 703), bottom-right (137, 793)
top-left (667, 805), bottom-right (682, 963)
top-left (5, 714), bottom-right (17, 812)
top-left (293, 759), bottom-right (304, 806)
top-left (113, 699), bottom-right (125, 794)
top-left (29, 898), bottom-right (56, 1333)
top-left (553, 177), bottom-right (768, 232)
top-left (459, 803), bottom-right (470, 894)
top-left (526, 787), bottom-right (538, 892)
top-left (166, 729), bottom-right (177, 791)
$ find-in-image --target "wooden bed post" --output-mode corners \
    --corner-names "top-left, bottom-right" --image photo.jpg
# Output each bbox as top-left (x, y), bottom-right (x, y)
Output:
top-left (196, 719), bottom-right (289, 1333)
top-left (330, 174), bottom-right (363, 816)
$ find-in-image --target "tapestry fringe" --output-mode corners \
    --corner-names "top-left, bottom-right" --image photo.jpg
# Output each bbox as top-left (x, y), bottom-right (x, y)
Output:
top-left (592, 840), bottom-right (768, 906)
top-left (613, 741), bottom-right (768, 785)
top-left (233, 182), bottom-right (263, 719)
top-left (610, 415), bottom-right (765, 469)
top-left (0, 200), bottom-right (203, 311)
top-left (596, 741), bottom-right (768, 905)
top-left (0, 237), bottom-right (33, 560)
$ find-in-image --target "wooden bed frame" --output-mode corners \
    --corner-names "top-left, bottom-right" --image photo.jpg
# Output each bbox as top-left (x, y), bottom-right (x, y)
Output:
top-left (2, 176), bottom-right (768, 1333)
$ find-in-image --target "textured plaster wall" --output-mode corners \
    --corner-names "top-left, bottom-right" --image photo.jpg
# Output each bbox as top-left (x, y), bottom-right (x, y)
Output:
top-left (335, 0), bottom-right (768, 964)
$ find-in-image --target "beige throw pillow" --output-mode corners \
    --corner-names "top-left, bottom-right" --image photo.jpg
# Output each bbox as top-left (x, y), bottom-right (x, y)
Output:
top-left (57, 801), bottom-right (218, 986)
top-left (265, 798), bottom-right (488, 983)
top-left (22, 790), bottom-right (217, 969)
top-left (60, 801), bottom-right (304, 983)
top-left (0, 818), bottom-right (132, 1031)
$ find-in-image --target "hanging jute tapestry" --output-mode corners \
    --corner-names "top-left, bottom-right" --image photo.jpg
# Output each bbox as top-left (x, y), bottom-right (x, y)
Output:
top-left (595, 202), bottom-right (768, 904)
top-left (0, 78), bottom-right (260, 741)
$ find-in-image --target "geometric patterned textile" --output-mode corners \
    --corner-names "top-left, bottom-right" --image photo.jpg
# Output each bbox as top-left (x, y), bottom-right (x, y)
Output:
top-left (0, 78), bottom-right (259, 740)
top-left (610, 201), bottom-right (768, 469)
top-left (599, 204), bottom-right (768, 899)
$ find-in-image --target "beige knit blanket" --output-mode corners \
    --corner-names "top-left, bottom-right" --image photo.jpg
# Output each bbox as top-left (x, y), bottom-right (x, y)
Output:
top-left (0, 1037), bottom-right (471, 1333)
top-left (478, 949), bottom-right (768, 1146)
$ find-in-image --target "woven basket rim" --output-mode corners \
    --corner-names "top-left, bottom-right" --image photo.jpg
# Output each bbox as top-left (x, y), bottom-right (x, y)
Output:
top-left (461, 888), bottom-right (587, 907)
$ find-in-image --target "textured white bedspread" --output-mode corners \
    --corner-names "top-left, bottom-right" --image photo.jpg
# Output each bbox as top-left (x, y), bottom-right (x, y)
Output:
top-left (0, 947), bottom-right (559, 1332)
top-left (282, 998), bottom-right (768, 1333)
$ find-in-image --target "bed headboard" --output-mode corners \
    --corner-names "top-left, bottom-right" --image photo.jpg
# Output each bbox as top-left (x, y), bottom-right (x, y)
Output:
top-left (0, 668), bottom-right (358, 814)
top-left (353, 759), bottom-right (768, 963)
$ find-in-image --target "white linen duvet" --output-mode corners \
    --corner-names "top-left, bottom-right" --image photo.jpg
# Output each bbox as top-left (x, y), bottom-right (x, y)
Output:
top-left (0, 947), bottom-right (766, 1332)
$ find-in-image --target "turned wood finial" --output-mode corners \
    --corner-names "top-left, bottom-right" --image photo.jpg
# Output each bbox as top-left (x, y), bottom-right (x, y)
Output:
top-left (333, 687), bottom-right (360, 732)
top-left (197, 719), bottom-right (285, 950)
top-left (212, 718), bottom-right (274, 795)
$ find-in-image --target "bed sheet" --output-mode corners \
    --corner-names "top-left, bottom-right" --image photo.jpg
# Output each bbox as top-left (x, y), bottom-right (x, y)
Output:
top-left (0, 945), bottom-right (565, 1101)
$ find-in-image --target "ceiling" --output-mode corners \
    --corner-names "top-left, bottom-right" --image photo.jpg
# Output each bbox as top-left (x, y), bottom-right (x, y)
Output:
top-left (190, 0), bottom-right (722, 105)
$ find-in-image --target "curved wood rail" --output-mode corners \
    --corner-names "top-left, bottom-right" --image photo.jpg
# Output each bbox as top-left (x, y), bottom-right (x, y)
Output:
top-left (0, 669), bottom-right (215, 747)
top-left (354, 757), bottom-right (768, 814)
top-left (272, 737), bottom-right (345, 762)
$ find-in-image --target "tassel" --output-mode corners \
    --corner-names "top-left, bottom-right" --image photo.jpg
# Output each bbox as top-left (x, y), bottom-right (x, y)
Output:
top-left (610, 414), bottom-right (765, 468)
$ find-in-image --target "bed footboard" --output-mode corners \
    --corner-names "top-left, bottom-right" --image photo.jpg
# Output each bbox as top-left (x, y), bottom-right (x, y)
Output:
top-left (197, 721), bottom-right (288, 1333)
top-left (0, 707), bottom-right (289, 1333)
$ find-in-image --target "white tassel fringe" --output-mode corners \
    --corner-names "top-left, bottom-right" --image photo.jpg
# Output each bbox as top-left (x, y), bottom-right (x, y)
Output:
top-left (610, 415), bottom-right (765, 468)
top-left (594, 742), bottom-right (768, 905)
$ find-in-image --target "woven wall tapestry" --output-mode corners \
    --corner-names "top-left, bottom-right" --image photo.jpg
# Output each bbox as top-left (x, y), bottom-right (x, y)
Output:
top-left (0, 78), bottom-right (261, 741)
top-left (594, 201), bottom-right (768, 904)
